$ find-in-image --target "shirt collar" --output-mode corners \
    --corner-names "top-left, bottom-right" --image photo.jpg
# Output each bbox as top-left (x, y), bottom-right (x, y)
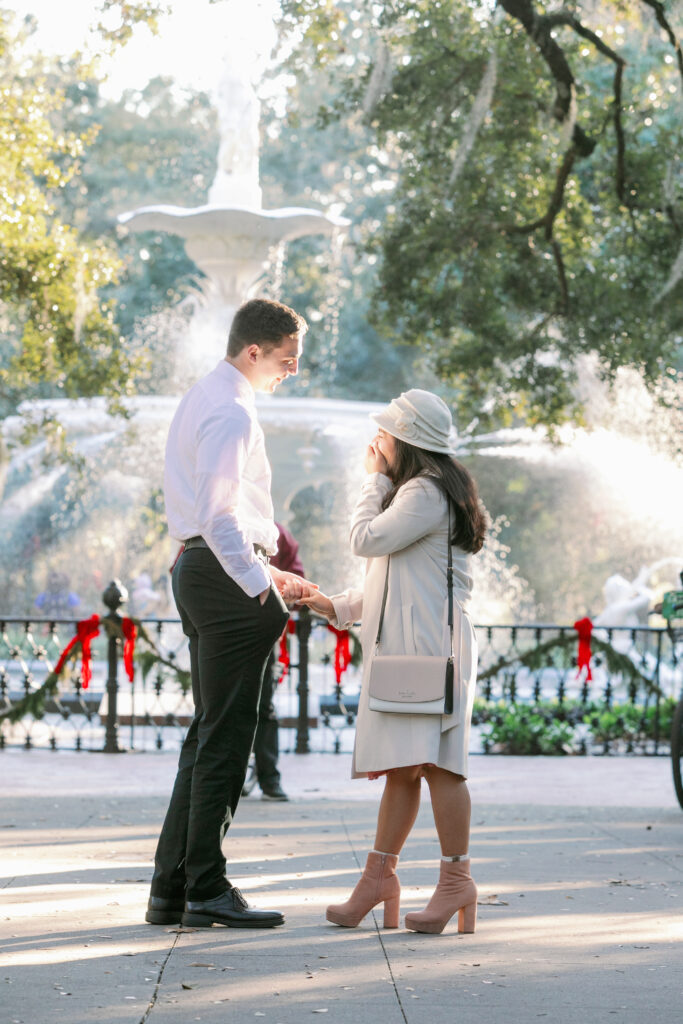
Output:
top-left (216, 359), bottom-right (255, 405)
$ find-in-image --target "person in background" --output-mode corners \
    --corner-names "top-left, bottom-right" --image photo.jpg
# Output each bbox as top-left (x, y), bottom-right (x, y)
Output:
top-left (249, 521), bottom-right (305, 802)
top-left (34, 572), bottom-right (81, 619)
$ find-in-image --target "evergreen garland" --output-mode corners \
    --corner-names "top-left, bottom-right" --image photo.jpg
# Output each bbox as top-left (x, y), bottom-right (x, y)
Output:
top-left (478, 633), bottom-right (662, 697)
top-left (0, 617), bottom-right (191, 723)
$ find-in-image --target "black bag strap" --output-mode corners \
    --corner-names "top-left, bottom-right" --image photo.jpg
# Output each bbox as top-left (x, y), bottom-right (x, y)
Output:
top-left (374, 500), bottom-right (453, 653)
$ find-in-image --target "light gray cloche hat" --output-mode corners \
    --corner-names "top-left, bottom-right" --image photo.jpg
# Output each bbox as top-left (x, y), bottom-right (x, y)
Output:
top-left (370, 389), bottom-right (457, 455)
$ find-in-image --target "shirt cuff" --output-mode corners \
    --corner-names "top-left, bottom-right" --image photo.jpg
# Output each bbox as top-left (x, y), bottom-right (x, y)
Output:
top-left (234, 560), bottom-right (271, 598)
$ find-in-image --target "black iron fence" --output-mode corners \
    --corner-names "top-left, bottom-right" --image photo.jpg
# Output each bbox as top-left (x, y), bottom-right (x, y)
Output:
top-left (0, 585), bottom-right (680, 755)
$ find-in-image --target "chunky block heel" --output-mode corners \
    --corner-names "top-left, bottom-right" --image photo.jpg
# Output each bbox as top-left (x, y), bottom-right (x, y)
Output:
top-left (405, 859), bottom-right (478, 935)
top-left (383, 894), bottom-right (400, 929)
top-left (326, 852), bottom-right (400, 929)
top-left (458, 901), bottom-right (477, 934)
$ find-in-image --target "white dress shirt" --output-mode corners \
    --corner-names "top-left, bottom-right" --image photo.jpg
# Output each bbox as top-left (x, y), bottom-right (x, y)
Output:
top-left (164, 360), bottom-right (279, 597)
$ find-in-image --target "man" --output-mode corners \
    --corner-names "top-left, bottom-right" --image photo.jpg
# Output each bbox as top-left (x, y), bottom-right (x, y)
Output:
top-left (146, 298), bottom-right (311, 930)
top-left (249, 522), bottom-right (305, 801)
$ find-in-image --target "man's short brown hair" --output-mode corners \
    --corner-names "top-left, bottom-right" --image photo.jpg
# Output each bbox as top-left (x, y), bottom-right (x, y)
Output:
top-left (227, 298), bottom-right (308, 357)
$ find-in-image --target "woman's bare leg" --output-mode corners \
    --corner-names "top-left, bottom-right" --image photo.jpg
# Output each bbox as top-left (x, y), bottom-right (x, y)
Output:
top-left (422, 766), bottom-right (471, 855)
top-left (374, 765), bottom-right (423, 855)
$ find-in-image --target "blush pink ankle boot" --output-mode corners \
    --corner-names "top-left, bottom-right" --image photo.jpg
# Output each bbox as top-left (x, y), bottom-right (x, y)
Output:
top-left (326, 852), bottom-right (400, 928)
top-left (404, 858), bottom-right (477, 934)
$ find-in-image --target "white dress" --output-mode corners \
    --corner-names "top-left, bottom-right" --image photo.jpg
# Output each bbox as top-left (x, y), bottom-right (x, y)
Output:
top-left (330, 472), bottom-right (478, 779)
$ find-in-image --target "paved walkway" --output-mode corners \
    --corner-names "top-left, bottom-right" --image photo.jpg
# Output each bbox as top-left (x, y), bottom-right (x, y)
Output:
top-left (1, 751), bottom-right (682, 1024)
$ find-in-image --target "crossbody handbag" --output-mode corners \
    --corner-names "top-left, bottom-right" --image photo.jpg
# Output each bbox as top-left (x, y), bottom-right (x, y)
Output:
top-left (367, 503), bottom-right (457, 715)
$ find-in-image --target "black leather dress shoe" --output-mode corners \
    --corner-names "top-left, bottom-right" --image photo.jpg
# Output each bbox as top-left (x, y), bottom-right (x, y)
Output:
top-left (261, 782), bottom-right (289, 801)
top-left (182, 887), bottom-right (285, 929)
top-left (145, 895), bottom-right (185, 925)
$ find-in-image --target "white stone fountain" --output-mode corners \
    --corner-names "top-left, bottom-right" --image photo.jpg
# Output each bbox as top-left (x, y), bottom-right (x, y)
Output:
top-left (118, 53), bottom-right (349, 318)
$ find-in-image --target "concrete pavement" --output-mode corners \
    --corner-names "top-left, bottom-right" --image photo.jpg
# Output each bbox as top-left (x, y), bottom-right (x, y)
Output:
top-left (1, 751), bottom-right (682, 1024)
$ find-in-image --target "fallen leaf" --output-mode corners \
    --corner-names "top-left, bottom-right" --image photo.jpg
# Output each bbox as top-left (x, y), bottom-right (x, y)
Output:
top-left (312, 1012), bottom-right (328, 1016)
top-left (190, 963), bottom-right (215, 968)
top-left (181, 983), bottom-right (196, 990)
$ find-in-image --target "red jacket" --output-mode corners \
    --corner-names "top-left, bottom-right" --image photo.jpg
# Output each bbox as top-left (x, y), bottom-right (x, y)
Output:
top-left (271, 523), bottom-right (305, 578)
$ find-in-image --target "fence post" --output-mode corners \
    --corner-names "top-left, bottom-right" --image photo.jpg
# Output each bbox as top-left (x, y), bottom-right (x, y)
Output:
top-left (102, 580), bottom-right (127, 754)
top-left (295, 606), bottom-right (311, 754)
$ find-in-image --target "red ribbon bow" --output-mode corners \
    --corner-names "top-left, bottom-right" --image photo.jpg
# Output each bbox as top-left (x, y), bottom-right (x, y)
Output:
top-left (277, 619), bottom-right (297, 683)
top-left (326, 625), bottom-right (351, 684)
top-left (54, 614), bottom-right (101, 689)
top-left (53, 614), bottom-right (138, 689)
top-left (121, 617), bottom-right (137, 683)
top-left (573, 617), bottom-right (593, 682)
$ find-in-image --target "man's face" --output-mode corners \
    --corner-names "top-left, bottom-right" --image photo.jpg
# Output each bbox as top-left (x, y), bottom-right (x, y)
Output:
top-left (252, 333), bottom-right (303, 393)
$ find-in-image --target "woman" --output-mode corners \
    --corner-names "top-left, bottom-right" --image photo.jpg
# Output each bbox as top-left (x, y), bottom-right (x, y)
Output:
top-left (300, 389), bottom-right (486, 934)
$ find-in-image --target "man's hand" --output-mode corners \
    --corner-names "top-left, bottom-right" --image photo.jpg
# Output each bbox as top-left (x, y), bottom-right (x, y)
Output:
top-left (270, 567), bottom-right (318, 605)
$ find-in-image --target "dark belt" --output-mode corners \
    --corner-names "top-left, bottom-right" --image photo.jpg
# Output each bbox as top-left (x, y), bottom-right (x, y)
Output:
top-left (183, 536), bottom-right (269, 561)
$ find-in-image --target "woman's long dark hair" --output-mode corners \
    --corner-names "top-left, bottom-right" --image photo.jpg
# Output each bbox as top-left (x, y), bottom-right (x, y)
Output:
top-left (381, 438), bottom-right (487, 554)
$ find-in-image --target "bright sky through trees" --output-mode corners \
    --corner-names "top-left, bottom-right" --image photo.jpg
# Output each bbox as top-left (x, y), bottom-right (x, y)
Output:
top-left (9, 0), bottom-right (280, 97)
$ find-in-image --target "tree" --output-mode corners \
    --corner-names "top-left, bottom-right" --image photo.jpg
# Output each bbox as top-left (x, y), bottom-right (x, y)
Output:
top-left (260, 46), bottom-right (429, 400)
top-left (0, 3), bottom-right (165, 451)
top-left (53, 73), bottom-right (218, 390)
top-left (277, 0), bottom-right (682, 429)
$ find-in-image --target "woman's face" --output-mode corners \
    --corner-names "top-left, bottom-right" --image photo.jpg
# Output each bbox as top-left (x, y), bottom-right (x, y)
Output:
top-left (374, 428), bottom-right (398, 475)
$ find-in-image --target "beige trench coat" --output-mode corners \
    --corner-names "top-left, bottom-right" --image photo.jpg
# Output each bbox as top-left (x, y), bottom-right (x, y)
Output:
top-left (330, 472), bottom-right (478, 779)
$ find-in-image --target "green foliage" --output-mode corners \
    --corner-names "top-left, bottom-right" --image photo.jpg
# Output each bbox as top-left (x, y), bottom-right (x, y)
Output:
top-left (583, 703), bottom-right (644, 751)
top-left (277, 0), bottom-right (683, 428)
top-left (0, 10), bottom-right (164, 424)
top-left (52, 74), bottom-right (218, 352)
top-left (480, 703), bottom-right (577, 755)
top-left (261, 29), bottom-right (430, 400)
top-left (584, 696), bottom-right (678, 751)
top-left (2, 671), bottom-right (61, 723)
top-left (93, 1), bottom-right (168, 50)
top-left (474, 695), bottom-right (679, 754)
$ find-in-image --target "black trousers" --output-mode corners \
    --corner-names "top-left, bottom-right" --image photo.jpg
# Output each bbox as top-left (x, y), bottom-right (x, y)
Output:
top-left (253, 650), bottom-right (280, 789)
top-left (151, 547), bottom-right (289, 901)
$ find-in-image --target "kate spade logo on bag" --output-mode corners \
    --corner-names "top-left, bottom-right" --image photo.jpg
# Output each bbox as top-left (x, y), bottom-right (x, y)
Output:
top-left (398, 689), bottom-right (415, 698)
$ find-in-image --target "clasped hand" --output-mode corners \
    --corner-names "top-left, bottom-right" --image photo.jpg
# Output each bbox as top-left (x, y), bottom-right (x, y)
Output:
top-left (268, 566), bottom-right (335, 618)
top-left (268, 567), bottom-right (319, 608)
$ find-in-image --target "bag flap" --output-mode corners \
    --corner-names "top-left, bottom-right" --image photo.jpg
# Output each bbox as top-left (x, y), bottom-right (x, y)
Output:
top-left (368, 655), bottom-right (449, 703)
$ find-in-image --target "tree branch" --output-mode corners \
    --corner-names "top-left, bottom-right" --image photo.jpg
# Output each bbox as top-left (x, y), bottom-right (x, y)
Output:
top-left (551, 238), bottom-right (569, 313)
top-left (499, 0), bottom-right (595, 156)
top-left (613, 61), bottom-right (626, 203)
top-left (503, 144), bottom-right (576, 237)
top-left (544, 145), bottom-right (576, 239)
top-left (500, 145), bottom-right (576, 311)
top-left (640, 0), bottom-right (683, 85)
top-left (500, 2), bottom-right (631, 205)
